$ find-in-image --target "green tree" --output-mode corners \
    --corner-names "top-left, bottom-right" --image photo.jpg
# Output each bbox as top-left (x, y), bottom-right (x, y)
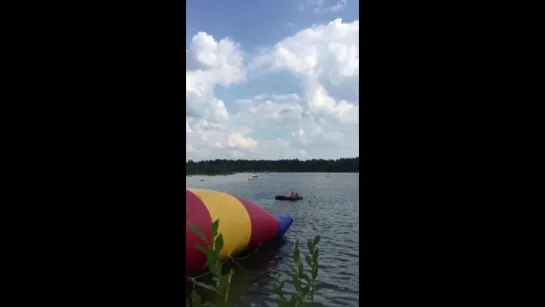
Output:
top-left (186, 157), bottom-right (359, 175)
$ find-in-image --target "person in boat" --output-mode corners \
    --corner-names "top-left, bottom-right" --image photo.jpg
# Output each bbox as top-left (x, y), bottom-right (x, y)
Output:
top-left (294, 192), bottom-right (299, 198)
top-left (289, 191), bottom-right (295, 197)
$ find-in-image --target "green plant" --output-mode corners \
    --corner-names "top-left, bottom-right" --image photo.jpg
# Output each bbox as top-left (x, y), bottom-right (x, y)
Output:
top-left (187, 219), bottom-right (234, 307)
top-left (186, 219), bottom-right (321, 307)
top-left (273, 236), bottom-right (320, 307)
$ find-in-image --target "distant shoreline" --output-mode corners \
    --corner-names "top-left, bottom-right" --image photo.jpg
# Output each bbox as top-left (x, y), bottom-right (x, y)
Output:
top-left (186, 172), bottom-right (236, 177)
top-left (186, 157), bottom-right (359, 175)
top-left (187, 171), bottom-right (359, 176)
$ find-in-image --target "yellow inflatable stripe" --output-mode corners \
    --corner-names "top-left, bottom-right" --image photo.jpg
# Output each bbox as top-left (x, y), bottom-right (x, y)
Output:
top-left (187, 188), bottom-right (252, 260)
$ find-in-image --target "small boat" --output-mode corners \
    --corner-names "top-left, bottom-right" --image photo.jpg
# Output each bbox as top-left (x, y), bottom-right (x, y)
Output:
top-left (326, 173), bottom-right (330, 177)
top-left (252, 174), bottom-right (258, 178)
top-left (275, 195), bottom-right (303, 201)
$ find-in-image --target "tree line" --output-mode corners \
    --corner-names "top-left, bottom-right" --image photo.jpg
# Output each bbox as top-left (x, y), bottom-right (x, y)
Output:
top-left (186, 157), bottom-right (359, 175)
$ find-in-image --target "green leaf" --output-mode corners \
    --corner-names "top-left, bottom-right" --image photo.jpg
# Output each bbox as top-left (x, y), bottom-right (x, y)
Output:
top-left (313, 235), bottom-right (320, 246)
top-left (297, 263), bottom-right (304, 277)
top-left (211, 219), bottom-right (220, 238)
top-left (274, 279), bottom-right (287, 302)
top-left (222, 270), bottom-right (234, 302)
top-left (214, 233), bottom-right (224, 253)
top-left (206, 255), bottom-right (221, 276)
top-left (293, 241), bottom-right (300, 263)
top-left (302, 283), bottom-right (311, 299)
top-left (195, 281), bottom-right (222, 295)
top-left (305, 254), bottom-right (313, 267)
top-left (275, 280), bottom-right (285, 291)
top-left (204, 250), bottom-right (216, 267)
top-left (313, 248), bottom-right (319, 261)
top-left (195, 244), bottom-right (208, 255)
top-left (189, 222), bottom-right (209, 244)
top-left (311, 267), bottom-right (318, 280)
top-left (292, 275), bottom-right (302, 292)
top-left (307, 239), bottom-right (313, 251)
top-left (276, 296), bottom-right (289, 306)
top-left (191, 291), bottom-right (203, 306)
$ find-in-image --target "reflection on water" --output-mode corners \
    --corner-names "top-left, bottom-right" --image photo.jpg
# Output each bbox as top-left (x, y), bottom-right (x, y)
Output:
top-left (186, 173), bottom-right (359, 306)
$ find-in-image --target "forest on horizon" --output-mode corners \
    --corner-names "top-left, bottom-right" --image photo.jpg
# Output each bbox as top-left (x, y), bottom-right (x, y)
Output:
top-left (186, 157), bottom-right (359, 175)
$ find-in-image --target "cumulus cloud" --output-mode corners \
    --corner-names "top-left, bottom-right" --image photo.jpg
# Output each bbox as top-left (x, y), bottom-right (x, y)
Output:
top-left (251, 18), bottom-right (359, 123)
top-left (186, 32), bottom-right (245, 121)
top-left (186, 19), bottom-right (359, 161)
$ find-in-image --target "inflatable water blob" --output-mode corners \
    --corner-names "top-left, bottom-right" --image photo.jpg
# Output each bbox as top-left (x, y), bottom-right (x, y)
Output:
top-left (186, 188), bottom-right (293, 276)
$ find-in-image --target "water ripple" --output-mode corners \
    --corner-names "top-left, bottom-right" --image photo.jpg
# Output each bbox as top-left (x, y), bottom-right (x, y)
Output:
top-left (187, 173), bottom-right (359, 306)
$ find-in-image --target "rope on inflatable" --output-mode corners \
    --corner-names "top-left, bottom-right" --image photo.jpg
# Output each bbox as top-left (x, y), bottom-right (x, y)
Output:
top-left (185, 258), bottom-right (230, 290)
top-left (228, 241), bottom-right (266, 268)
top-left (185, 241), bottom-right (267, 287)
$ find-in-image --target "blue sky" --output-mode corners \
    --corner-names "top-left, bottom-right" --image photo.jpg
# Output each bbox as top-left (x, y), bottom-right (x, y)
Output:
top-left (186, 0), bottom-right (360, 161)
top-left (187, 0), bottom-right (359, 49)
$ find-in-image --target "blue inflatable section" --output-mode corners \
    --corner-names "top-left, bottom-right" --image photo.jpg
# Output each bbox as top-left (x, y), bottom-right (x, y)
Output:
top-left (275, 215), bottom-right (294, 237)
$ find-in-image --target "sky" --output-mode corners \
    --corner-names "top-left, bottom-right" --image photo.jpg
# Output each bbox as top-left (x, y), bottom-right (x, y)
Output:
top-left (186, 0), bottom-right (359, 161)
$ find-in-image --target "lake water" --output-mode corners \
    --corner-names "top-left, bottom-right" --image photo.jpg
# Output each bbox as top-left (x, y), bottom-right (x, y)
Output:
top-left (186, 172), bottom-right (360, 306)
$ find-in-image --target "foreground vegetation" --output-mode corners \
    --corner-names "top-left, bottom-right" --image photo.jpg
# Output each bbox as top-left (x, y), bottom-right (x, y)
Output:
top-left (187, 220), bottom-right (321, 307)
top-left (186, 157), bottom-right (358, 175)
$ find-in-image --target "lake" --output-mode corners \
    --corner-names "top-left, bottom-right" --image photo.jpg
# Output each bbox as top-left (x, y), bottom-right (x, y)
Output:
top-left (186, 172), bottom-right (360, 306)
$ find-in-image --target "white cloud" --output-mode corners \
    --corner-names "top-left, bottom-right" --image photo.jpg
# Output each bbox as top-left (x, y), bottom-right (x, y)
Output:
top-left (252, 18), bottom-right (359, 102)
top-left (186, 19), bottom-right (359, 161)
top-left (186, 32), bottom-right (245, 84)
top-left (251, 18), bottom-right (359, 123)
top-left (186, 32), bottom-right (245, 122)
top-left (299, 0), bottom-right (348, 13)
